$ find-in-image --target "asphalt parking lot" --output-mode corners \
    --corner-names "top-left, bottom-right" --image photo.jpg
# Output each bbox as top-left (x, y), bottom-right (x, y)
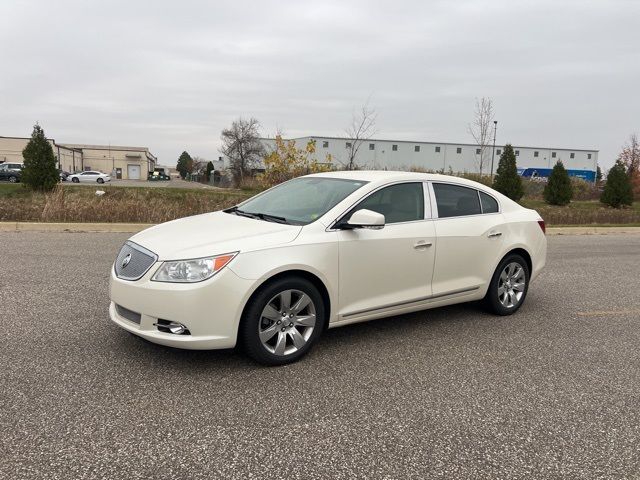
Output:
top-left (1, 233), bottom-right (639, 479)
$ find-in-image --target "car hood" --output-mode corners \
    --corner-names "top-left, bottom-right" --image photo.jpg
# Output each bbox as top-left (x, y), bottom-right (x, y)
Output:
top-left (129, 211), bottom-right (302, 260)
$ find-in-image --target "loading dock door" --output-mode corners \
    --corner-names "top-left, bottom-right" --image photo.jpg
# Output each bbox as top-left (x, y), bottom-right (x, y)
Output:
top-left (127, 164), bottom-right (141, 180)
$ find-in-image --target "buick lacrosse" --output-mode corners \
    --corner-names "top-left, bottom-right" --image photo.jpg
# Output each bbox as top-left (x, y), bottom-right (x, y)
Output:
top-left (110, 171), bottom-right (546, 365)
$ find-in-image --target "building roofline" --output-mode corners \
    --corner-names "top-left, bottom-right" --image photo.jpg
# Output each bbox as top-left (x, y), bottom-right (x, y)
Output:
top-left (2, 136), bottom-right (156, 159)
top-left (0, 135), bottom-right (82, 152)
top-left (58, 143), bottom-right (151, 152)
top-left (0, 135), bottom-right (34, 141)
top-left (259, 136), bottom-right (599, 153)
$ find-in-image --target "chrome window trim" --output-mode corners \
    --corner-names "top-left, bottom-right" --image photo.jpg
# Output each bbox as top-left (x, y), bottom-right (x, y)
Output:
top-left (478, 190), bottom-right (500, 215)
top-left (422, 181), bottom-right (433, 219)
top-left (327, 180), bottom-right (432, 231)
top-left (429, 181), bottom-right (502, 220)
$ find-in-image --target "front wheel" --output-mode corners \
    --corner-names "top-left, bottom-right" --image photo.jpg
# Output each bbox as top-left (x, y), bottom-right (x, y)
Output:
top-left (484, 254), bottom-right (530, 315)
top-left (72, 177), bottom-right (79, 183)
top-left (97, 178), bottom-right (104, 184)
top-left (239, 277), bottom-right (325, 366)
top-left (8, 176), bottom-right (17, 183)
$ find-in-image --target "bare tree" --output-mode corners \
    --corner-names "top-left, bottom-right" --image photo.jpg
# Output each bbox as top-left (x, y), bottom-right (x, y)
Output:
top-left (220, 117), bottom-right (265, 186)
top-left (191, 156), bottom-right (208, 179)
top-left (619, 133), bottom-right (640, 195)
top-left (619, 133), bottom-right (640, 175)
top-left (344, 103), bottom-right (377, 170)
top-left (468, 97), bottom-right (495, 176)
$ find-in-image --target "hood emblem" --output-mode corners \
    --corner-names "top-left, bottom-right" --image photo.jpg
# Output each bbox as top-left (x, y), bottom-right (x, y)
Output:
top-left (121, 253), bottom-right (132, 268)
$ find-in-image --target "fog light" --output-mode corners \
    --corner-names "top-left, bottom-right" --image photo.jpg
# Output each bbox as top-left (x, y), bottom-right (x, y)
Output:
top-left (153, 320), bottom-right (190, 335)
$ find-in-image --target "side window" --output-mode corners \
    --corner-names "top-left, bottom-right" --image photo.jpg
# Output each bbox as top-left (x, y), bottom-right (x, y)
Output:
top-left (433, 183), bottom-right (481, 218)
top-left (349, 183), bottom-right (424, 224)
top-left (479, 191), bottom-right (499, 214)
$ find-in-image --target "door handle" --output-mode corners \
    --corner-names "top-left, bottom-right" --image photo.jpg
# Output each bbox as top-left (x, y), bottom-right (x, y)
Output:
top-left (488, 231), bottom-right (502, 238)
top-left (413, 241), bottom-right (433, 249)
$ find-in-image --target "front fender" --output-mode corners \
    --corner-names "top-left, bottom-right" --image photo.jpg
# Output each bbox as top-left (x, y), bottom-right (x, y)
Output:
top-left (228, 241), bottom-right (339, 323)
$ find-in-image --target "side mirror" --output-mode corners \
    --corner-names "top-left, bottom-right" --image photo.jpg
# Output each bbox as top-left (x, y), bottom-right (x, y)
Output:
top-left (343, 209), bottom-right (385, 230)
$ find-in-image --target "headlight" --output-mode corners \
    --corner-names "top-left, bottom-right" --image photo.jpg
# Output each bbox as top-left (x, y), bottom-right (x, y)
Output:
top-left (152, 252), bottom-right (238, 283)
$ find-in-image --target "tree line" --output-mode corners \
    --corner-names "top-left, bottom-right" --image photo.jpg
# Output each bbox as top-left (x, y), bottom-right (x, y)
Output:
top-left (14, 117), bottom-right (637, 212)
top-left (491, 141), bottom-right (636, 208)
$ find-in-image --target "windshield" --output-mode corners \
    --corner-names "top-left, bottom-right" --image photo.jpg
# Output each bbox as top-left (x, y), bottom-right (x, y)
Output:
top-left (234, 177), bottom-right (367, 225)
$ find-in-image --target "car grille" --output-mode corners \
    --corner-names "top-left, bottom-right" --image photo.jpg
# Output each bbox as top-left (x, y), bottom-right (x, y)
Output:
top-left (115, 304), bottom-right (142, 324)
top-left (114, 241), bottom-right (158, 281)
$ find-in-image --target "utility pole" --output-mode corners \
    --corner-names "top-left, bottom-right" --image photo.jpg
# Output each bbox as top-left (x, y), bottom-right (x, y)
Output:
top-left (490, 120), bottom-right (498, 179)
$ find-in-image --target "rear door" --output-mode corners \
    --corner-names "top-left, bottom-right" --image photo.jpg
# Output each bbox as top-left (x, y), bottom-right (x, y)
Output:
top-left (430, 182), bottom-right (505, 296)
top-left (337, 182), bottom-right (436, 317)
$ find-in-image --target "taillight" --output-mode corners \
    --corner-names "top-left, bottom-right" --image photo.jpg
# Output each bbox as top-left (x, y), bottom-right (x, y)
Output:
top-left (537, 219), bottom-right (546, 235)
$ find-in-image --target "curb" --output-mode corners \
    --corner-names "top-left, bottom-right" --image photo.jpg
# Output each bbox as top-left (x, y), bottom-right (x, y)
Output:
top-left (1, 222), bottom-right (640, 235)
top-left (0, 222), bottom-right (154, 233)
top-left (546, 226), bottom-right (640, 235)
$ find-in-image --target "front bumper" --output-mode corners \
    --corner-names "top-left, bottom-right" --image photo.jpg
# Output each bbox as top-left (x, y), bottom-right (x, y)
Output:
top-left (109, 263), bottom-right (255, 350)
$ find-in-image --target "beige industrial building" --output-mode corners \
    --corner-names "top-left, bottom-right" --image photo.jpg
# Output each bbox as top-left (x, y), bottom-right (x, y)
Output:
top-left (0, 136), bottom-right (157, 180)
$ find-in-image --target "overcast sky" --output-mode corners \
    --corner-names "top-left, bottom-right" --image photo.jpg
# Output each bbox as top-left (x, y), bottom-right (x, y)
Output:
top-left (1, 0), bottom-right (638, 168)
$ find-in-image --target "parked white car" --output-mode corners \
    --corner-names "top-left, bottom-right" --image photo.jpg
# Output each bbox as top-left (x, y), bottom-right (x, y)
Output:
top-left (68, 171), bottom-right (111, 184)
top-left (109, 171), bottom-right (547, 365)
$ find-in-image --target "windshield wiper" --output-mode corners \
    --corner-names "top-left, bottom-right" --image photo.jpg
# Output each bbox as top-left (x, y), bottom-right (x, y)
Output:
top-left (228, 207), bottom-right (260, 220)
top-left (227, 207), bottom-right (290, 224)
top-left (253, 212), bottom-right (290, 224)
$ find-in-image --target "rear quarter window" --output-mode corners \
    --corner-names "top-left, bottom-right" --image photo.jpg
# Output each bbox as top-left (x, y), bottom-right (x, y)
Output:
top-left (479, 191), bottom-right (499, 214)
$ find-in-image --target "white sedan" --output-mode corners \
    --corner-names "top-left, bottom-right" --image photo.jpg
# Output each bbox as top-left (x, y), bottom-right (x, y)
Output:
top-left (109, 171), bottom-right (546, 365)
top-left (68, 171), bottom-right (111, 184)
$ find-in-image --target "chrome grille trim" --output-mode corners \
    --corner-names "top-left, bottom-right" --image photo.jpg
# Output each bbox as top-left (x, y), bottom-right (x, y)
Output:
top-left (114, 241), bottom-right (158, 281)
top-left (115, 304), bottom-right (142, 324)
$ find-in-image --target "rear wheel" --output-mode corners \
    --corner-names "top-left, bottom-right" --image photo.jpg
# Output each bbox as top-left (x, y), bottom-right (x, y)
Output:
top-left (239, 277), bottom-right (325, 366)
top-left (484, 254), bottom-right (530, 315)
top-left (8, 176), bottom-right (17, 183)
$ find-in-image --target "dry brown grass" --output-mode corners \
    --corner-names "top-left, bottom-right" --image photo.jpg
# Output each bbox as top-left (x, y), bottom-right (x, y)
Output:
top-left (1, 183), bottom-right (638, 226)
top-left (0, 184), bottom-right (253, 223)
top-left (521, 199), bottom-right (640, 225)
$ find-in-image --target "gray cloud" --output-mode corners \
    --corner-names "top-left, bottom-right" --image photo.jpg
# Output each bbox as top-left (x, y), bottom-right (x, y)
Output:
top-left (1, 0), bottom-right (638, 168)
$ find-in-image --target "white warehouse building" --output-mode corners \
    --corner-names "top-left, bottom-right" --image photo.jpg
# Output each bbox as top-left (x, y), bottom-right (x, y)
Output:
top-left (255, 136), bottom-right (599, 182)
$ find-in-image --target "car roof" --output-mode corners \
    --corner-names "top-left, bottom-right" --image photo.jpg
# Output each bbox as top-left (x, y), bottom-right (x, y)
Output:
top-left (307, 170), bottom-right (525, 213)
top-left (307, 170), bottom-right (488, 189)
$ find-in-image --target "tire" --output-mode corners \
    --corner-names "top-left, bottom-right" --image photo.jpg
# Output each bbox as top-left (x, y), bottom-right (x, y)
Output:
top-left (72, 177), bottom-right (79, 183)
top-left (97, 178), bottom-right (104, 184)
top-left (239, 276), bottom-right (326, 366)
top-left (484, 254), bottom-right (530, 316)
top-left (9, 176), bottom-right (18, 183)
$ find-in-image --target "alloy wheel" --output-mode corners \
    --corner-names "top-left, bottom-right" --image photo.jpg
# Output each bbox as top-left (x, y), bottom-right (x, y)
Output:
top-left (498, 262), bottom-right (526, 308)
top-left (258, 289), bottom-right (316, 356)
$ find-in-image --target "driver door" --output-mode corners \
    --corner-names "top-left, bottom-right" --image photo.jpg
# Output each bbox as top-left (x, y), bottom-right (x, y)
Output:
top-left (337, 182), bottom-right (436, 318)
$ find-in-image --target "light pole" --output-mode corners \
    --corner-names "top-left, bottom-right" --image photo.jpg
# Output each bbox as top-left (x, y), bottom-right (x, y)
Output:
top-left (490, 120), bottom-right (498, 179)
